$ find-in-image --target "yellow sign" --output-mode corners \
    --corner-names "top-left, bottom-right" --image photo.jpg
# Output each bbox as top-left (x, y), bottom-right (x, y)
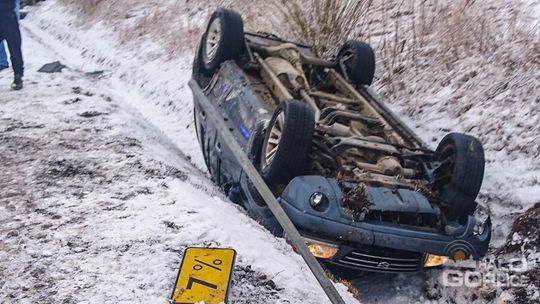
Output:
top-left (171, 247), bottom-right (236, 304)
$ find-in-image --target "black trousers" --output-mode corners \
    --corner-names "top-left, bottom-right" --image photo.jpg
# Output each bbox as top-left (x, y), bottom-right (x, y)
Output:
top-left (0, 10), bottom-right (23, 77)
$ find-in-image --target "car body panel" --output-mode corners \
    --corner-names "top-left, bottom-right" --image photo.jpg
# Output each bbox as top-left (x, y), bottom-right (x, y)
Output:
top-left (278, 176), bottom-right (490, 259)
top-left (194, 61), bottom-right (272, 188)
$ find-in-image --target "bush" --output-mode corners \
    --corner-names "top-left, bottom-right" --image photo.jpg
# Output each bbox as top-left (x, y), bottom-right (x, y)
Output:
top-left (269, 0), bottom-right (374, 56)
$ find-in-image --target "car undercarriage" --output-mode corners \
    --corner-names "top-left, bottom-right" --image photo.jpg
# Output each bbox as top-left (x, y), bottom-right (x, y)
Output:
top-left (191, 8), bottom-right (491, 272)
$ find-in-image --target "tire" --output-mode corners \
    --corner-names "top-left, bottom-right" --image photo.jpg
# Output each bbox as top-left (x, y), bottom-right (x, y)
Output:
top-left (337, 40), bottom-right (376, 86)
top-left (202, 8), bottom-right (244, 73)
top-left (191, 35), bottom-right (212, 82)
top-left (434, 133), bottom-right (485, 223)
top-left (192, 36), bottom-right (212, 85)
top-left (260, 100), bottom-right (315, 185)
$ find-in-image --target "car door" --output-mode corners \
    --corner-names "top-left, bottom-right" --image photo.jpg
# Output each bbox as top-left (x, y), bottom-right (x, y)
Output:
top-left (194, 62), bottom-right (273, 192)
top-left (195, 69), bottom-right (245, 190)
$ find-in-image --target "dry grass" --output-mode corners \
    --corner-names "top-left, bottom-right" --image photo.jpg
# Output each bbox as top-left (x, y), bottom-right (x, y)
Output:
top-left (268, 0), bottom-right (374, 55)
top-left (59, 0), bottom-right (110, 16)
top-left (363, 0), bottom-right (540, 163)
top-left (60, 0), bottom-right (271, 53)
top-left (369, 0), bottom-right (539, 99)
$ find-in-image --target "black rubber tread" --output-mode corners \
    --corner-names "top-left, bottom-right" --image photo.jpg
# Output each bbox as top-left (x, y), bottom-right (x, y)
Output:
top-left (192, 36), bottom-right (212, 84)
top-left (260, 100), bottom-right (315, 185)
top-left (202, 8), bottom-right (245, 73)
top-left (338, 40), bottom-right (376, 86)
top-left (436, 133), bottom-right (485, 222)
top-left (193, 103), bottom-right (199, 140)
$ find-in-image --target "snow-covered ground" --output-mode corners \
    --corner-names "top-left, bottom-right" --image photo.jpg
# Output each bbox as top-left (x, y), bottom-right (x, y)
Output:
top-left (1, 0), bottom-right (538, 303)
top-left (0, 3), bottom-right (359, 303)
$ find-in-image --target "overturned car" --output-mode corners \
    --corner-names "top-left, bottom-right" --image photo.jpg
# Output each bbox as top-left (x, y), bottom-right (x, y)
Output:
top-left (191, 8), bottom-right (491, 273)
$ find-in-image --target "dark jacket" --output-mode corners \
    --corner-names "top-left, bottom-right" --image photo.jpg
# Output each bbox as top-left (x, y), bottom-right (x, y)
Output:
top-left (0, 0), bottom-right (15, 12)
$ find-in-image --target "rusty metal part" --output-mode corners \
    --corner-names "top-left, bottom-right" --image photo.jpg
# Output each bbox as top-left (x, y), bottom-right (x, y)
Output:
top-left (263, 43), bottom-right (307, 86)
top-left (327, 70), bottom-right (407, 145)
top-left (258, 48), bottom-right (320, 119)
top-left (311, 133), bottom-right (342, 174)
top-left (355, 157), bottom-right (403, 176)
top-left (299, 52), bottom-right (336, 67)
top-left (309, 90), bottom-right (360, 105)
top-left (318, 107), bottom-right (385, 140)
top-left (351, 169), bottom-right (418, 190)
top-left (265, 57), bottom-right (307, 91)
top-left (255, 53), bottom-right (293, 102)
top-left (353, 157), bottom-right (416, 178)
top-left (247, 35), bottom-right (335, 68)
top-left (311, 153), bottom-right (340, 177)
top-left (320, 110), bottom-right (384, 131)
top-left (319, 123), bottom-right (351, 137)
top-left (363, 136), bottom-right (386, 143)
top-left (299, 89), bottom-right (321, 120)
top-left (329, 137), bottom-right (401, 155)
top-left (262, 42), bottom-right (300, 57)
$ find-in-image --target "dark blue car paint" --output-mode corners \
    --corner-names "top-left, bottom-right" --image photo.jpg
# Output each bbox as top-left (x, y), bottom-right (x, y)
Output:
top-left (278, 176), bottom-right (490, 259)
top-left (367, 187), bottom-right (436, 214)
top-left (195, 61), bottom-right (272, 187)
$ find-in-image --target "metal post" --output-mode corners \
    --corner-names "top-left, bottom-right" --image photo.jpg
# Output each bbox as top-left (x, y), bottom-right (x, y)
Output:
top-left (189, 80), bottom-right (347, 304)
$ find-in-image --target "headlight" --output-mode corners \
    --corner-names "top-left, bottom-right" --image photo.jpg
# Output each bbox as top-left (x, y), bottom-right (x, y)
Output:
top-left (304, 237), bottom-right (339, 259)
top-left (424, 254), bottom-right (449, 268)
top-left (309, 192), bottom-right (327, 208)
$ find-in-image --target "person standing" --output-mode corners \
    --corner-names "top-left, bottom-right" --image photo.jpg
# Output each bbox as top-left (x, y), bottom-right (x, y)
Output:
top-left (0, 0), bottom-right (19, 71)
top-left (0, 0), bottom-right (23, 90)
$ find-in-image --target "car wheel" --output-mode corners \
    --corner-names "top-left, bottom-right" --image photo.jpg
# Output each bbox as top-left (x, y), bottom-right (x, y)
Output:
top-left (434, 133), bottom-right (485, 223)
top-left (202, 8), bottom-right (244, 73)
top-left (337, 40), bottom-right (376, 86)
top-left (193, 36), bottom-right (212, 85)
top-left (260, 100), bottom-right (315, 186)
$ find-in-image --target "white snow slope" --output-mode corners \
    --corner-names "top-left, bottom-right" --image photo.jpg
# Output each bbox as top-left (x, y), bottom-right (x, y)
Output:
top-left (0, 2), bottom-right (359, 304)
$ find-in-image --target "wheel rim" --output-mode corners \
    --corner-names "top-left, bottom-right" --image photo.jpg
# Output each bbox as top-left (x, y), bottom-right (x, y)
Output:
top-left (205, 18), bottom-right (221, 64)
top-left (264, 111), bottom-right (285, 166)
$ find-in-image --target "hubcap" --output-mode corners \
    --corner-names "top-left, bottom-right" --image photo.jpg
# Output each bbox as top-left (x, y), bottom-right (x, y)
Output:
top-left (265, 112), bottom-right (284, 165)
top-left (205, 18), bottom-right (222, 64)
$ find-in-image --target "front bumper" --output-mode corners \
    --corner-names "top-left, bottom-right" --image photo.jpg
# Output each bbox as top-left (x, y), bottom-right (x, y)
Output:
top-left (277, 176), bottom-right (491, 262)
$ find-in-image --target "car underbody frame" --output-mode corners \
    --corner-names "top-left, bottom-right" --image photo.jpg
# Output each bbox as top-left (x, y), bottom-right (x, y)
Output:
top-left (192, 17), bottom-right (491, 272)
